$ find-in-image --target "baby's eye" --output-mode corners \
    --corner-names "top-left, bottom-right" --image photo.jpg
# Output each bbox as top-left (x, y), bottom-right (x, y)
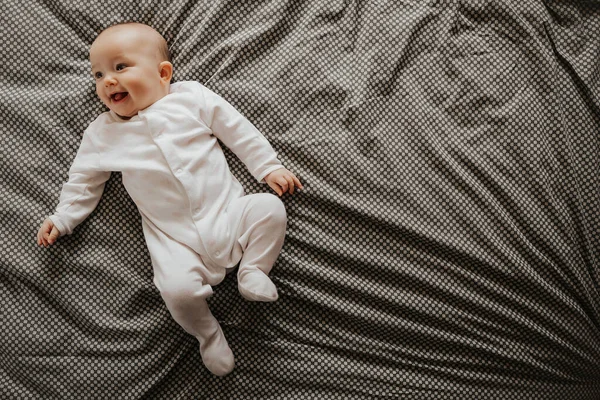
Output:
top-left (94, 71), bottom-right (103, 79)
top-left (116, 63), bottom-right (127, 71)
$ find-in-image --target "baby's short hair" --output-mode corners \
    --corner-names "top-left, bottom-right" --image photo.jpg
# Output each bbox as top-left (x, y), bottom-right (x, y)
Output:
top-left (97, 22), bottom-right (171, 63)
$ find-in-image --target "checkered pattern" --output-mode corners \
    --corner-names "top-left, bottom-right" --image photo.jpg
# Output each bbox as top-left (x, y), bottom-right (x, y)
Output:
top-left (1, 0), bottom-right (600, 399)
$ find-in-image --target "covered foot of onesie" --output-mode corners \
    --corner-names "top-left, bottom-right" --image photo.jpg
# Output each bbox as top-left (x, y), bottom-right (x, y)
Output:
top-left (197, 324), bottom-right (235, 376)
top-left (238, 269), bottom-right (279, 302)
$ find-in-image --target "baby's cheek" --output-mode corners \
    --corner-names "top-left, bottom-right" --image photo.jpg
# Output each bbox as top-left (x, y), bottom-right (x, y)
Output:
top-left (134, 84), bottom-right (160, 109)
top-left (95, 87), bottom-right (108, 106)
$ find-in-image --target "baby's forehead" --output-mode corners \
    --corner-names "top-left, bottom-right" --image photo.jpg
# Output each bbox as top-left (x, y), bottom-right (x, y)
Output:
top-left (94, 23), bottom-right (163, 49)
top-left (90, 24), bottom-right (165, 62)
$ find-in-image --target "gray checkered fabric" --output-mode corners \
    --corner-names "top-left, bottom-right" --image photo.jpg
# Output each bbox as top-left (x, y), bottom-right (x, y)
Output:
top-left (1, 1), bottom-right (599, 399)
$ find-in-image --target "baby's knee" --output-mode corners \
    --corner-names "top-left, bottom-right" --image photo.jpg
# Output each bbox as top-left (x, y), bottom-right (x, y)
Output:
top-left (157, 273), bottom-right (212, 307)
top-left (258, 193), bottom-right (287, 225)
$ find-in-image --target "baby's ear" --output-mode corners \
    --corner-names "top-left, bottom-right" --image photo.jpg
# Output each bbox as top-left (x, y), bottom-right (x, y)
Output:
top-left (159, 61), bottom-right (173, 83)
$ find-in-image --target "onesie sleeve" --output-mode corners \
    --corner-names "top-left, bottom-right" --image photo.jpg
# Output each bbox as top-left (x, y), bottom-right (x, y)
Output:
top-left (196, 83), bottom-right (284, 182)
top-left (48, 126), bottom-right (111, 237)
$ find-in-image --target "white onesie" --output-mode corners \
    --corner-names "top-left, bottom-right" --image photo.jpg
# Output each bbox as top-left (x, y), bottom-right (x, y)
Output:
top-left (49, 81), bottom-right (288, 375)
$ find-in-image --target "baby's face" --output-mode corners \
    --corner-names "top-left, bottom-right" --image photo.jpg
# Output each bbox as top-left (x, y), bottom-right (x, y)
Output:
top-left (90, 25), bottom-right (171, 119)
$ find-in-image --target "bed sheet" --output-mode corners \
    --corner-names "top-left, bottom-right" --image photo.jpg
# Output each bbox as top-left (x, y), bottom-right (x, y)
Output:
top-left (1, 1), bottom-right (599, 399)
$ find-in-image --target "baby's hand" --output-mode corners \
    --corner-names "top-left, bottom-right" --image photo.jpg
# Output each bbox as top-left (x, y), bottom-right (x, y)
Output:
top-left (264, 168), bottom-right (303, 196)
top-left (37, 218), bottom-right (60, 247)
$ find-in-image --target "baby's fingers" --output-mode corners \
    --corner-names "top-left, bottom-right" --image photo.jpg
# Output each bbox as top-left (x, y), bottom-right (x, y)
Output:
top-left (38, 219), bottom-right (54, 247)
top-left (48, 227), bottom-right (60, 245)
top-left (277, 178), bottom-right (289, 196)
top-left (268, 181), bottom-right (283, 196)
top-left (38, 230), bottom-right (48, 247)
top-left (285, 175), bottom-right (296, 194)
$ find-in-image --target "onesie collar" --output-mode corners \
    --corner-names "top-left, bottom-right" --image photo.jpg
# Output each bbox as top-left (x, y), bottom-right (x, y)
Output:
top-left (109, 110), bottom-right (140, 122)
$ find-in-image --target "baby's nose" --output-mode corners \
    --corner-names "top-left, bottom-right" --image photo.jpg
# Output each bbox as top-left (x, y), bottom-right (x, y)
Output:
top-left (103, 75), bottom-right (117, 86)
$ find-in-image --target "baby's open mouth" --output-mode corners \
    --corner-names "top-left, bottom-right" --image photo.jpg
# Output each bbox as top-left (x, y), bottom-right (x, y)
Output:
top-left (111, 92), bottom-right (129, 102)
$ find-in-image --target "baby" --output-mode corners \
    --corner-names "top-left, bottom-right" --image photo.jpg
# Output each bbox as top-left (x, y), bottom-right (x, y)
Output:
top-left (36, 22), bottom-right (302, 376)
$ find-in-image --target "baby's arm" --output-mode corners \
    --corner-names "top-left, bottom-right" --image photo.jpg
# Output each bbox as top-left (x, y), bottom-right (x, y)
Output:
top-left (197, 84), bottom-right (288, 184)
top-left (36, 127), bottom-right (111, 246)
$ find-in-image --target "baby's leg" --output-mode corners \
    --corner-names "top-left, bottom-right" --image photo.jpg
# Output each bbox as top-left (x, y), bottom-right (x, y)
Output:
top-left (158, 274), bottom-right (234, 376)
top-left (231, 193), bottom-right (287, 301)
top-left (141, 219), bottom-right (234, 376)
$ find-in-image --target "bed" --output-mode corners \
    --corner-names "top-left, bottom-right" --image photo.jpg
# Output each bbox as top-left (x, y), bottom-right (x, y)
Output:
top-left (1, 0), bottom-right (599, 399)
